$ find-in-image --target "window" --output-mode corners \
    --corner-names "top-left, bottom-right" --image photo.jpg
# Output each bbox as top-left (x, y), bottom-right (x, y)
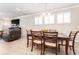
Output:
top-left (35, 17), bottom-right (39, 24)
top-left (57, 11), bottom-right (71, 24)
top-left (35, 11), bottom-right (71, 25)
top-left (64, 12), bottom-right (71, 23)
top-left (44, 15), bottom-right (50, 24)
top-left (44, 14), bottom-right (55, 24)
top-left (38, 16), bottom-right (43, 24)
top-left (49, 14), bottom-right (55, 24)
top-left (57, 13), bottom-right (63, 23)
top-left (35, 16), bottom-right (43, 24)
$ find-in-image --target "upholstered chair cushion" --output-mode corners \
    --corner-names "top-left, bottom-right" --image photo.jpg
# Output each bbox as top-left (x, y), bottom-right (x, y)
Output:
top-left (45, 42), bottom-right (56, 47)
top-left (33, 40), bottom-right (43, 44)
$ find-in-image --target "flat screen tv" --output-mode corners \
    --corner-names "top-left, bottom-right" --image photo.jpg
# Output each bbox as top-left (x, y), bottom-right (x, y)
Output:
top-left (11, 19), bottom-right (20, 26)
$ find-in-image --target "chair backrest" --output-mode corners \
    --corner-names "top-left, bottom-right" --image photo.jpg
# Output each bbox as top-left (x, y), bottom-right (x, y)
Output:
top-left (69, 31), bottom-right (78, 41)
top-left (48, 29), bottom-right (56, 32)
top-left (31, 30), bottom-right (43, 41)
top-left (43, 32), bottom-right (58, 42)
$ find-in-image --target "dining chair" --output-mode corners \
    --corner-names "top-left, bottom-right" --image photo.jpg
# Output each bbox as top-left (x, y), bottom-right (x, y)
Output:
top-left (31, 30), bottom-right (43, 55)
top-left (60, 31), bottom-right (78, 55)
top-left (43, 32), bottom-right (60, 55)
top-left (26, 29), bottom-right (32, 47)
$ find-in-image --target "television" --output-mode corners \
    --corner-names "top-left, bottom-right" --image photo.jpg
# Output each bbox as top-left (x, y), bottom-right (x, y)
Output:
top-left (11, 19), bottom-right (20, 26)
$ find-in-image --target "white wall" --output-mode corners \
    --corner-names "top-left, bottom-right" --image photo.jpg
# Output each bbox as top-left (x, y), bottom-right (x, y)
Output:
top-left (11, 7), bottom-right (79, 42)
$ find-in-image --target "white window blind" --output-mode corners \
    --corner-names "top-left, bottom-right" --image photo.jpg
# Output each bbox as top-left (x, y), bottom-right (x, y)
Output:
top-left (35, 16), bottom-right (43, 24)
top-left (44, 14), bottom-right (55, 24)
top-left (44, 15), bottom-right (49, 24)
top-left (57, 13), bottom-right (63, 23)
top-left (35, 11), bottom-right (71, 25)
top-left (57, 11), bottom-right (71, 24)
top-left (49, 14), bottom-right (55, 24)
top-left (35, 17), bottom-right (39, 24)
top-left (64, 12), bottom-right (71, 23)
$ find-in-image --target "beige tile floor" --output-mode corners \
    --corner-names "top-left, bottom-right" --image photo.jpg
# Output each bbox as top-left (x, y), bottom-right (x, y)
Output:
top-left (0, 36), bottom-right (79, 55)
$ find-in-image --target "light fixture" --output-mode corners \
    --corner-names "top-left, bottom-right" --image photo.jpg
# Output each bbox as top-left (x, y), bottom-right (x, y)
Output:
top-left (41, 3), bottom-right (50, 30)
top-left (42, 3), bottom-right (50, 20)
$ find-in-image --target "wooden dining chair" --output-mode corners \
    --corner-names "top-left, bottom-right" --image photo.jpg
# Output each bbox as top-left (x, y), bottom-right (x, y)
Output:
top-left (31, 30), bottom-right (43, 55)
top-left (26, 29), bottom-right (32, 47)
top-left (43, 32), bottom-right (60, 55)
top-left (60, 31), bottom-right (78, 55)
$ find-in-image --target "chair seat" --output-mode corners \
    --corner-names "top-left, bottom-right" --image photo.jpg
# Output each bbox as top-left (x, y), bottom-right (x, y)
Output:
top-left (33, 40), bottom-right (43, 44)
top-left (45, 42), bottom-right (56, 47)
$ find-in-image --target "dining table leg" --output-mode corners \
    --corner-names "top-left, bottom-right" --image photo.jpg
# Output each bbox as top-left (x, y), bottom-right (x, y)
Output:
top-left (65, 39), bottom-right (69, 55)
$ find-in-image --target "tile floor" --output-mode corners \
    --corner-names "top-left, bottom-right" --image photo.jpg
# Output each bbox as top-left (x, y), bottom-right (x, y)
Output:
top-left (0, 36), bottom-right (79, 55)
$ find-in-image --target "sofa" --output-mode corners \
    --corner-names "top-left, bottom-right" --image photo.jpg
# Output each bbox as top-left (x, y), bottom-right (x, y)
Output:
top-left (3, 27), bottom-right (21, 42)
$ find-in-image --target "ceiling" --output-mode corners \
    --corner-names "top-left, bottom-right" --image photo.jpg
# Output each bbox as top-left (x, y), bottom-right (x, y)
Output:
top-left (0, 3), bottom-right (79, 19)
